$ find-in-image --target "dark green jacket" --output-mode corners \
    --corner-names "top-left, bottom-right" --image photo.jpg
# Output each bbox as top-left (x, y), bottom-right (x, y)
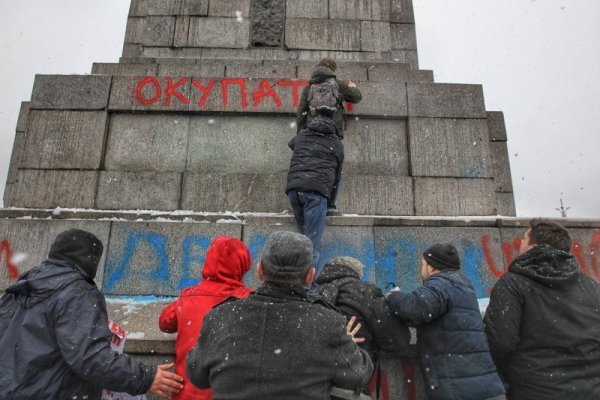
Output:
top-left (297, 66), bottom-right (362, 138)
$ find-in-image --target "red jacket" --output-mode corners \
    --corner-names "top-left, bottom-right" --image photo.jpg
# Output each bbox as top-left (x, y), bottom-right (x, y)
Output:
top-left (159, 236), bottom-right (253, 400)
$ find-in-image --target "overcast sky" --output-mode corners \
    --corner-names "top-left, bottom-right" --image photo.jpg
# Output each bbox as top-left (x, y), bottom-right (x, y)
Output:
top-left (1, 0), bottom-right (599, 218)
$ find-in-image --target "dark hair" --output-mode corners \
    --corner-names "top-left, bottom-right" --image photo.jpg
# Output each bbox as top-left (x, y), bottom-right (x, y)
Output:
top-left (261, 263), bottom-right (312, 285)
top-left (317, 58), bottom-right (337, 71)
top-left (528, 218), bottom-right (572, 253)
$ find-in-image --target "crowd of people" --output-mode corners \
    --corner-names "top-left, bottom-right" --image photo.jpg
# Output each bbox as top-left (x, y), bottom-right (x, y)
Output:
top-left (1, 58), bottom-right (599, 400)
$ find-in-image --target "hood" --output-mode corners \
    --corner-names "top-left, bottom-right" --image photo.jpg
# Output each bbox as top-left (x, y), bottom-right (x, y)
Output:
top-left (48, 229), bottom-right (103, 280)
top-left (305, 115), bottom-right (338, 136)
top-left (201, 236), bottom-right (252, 286)
top-left (6, 260), bottom-right (87, 308)
top-left (315, 264), bottom-right (359, 285)
top-left (309, 66), bottom-right (337, 84)
top-left (509, 244), bottom-right (579, 287)
top-left (309, 264), bottom-right (358, 305)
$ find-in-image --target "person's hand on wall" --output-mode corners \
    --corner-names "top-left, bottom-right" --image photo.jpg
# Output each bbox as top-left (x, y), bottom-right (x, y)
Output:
top-left (346, 316), bottom-right (365, 343)
top-left (149, 363), bottom-right (184, 399)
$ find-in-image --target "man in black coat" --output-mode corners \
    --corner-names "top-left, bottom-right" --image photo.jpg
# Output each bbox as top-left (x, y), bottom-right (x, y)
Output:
top-left (186, 231), bottom-right (373, 400)
top-left (286, 112), bottom-right (343, 272)
top-left (484, 219), bottom-right (600, 400)
top-left (0, 229), bottom-right (183, 400)
top-left (386, 244), bottom-right (506, 400)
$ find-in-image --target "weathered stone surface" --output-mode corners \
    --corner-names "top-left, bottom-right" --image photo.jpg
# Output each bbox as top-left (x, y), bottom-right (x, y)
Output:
top-left (361, 21), bottom-right (391, 52)
top-left (391, 0), bottom-right (415, 23)
top-left (344, 119), bottom-right (409, 176)
top-left (496, 192), bottom-right (516, 217)
top-left (490, 142), bottom-right (514, 192)
top-left (286, 19), bottom-right (361, 51)
top-left (109, 76), bottom-right (192, 111)
top-left (107, 300), bottom-right (177, 341)
top-left (226, 64), bottom-right (296, 79)
top-left (143, 16), bottom-right (175, 46)
top-left (16, 101), bottom-right (30, 133)
top-left (368, 65), bottom-right (433, 83)
top-left (297, 49), bottom-right (391, 63)
top-left (391, 49), bottom-right (419, 69)
top-left (187, 115), bottom-right (295, 174)
top-left (330, 0), bottom-right (390, 21)
top-left (487, 111), bottom-right (507, 141)
top-left (92, 63), bottom-right (158, 76)
top-left (286, 0), bottom-right (327, 18)
top-left (158, 62), bottom-right (225, 76)
top-left (297, 64), bottom-right (368, 82)
top-left (408, 117), bottom-right (493, 178)
top-left (0, 219), bottom-right (110, 291)
top-left (96, 172), bottom-right (182, 211)
top-left (251, 0), bottom-right (285, 47)
top-left (201, 47), bottom-right (293, 61)
top-left (122, 44), bottom-right (143, 58)
top-left (21, 111), bottom-right (107, 169)
top-left (188, 17), bottom-right (250, 48)
top-left (124, 17), bottom-right (145, 43)
top-left (338, 175), bottom-right (413, 215)
top-left (209, 0), bottom-right (250, 17)
top-left (391, 23), bottom-right (416, 49)
top-left (102, 221), bottom-right (241, 295)
top-left (173, 16), bottom-right (190, 47)
top-left (414, 178), bottom-right (497, 216)
top-left (407, 83), bottom-right (486, 118)
top-left (181, 173), bottom-right (289, 212)
top-left (350, 81), bottom-right (408, 117)
top-left (129, 0), bottom-right (208, 16)
top-left (104, 114), bottom-right (189, 172)
top-left (31, 75), bottom-right (112, 110)
top-left (6, 170), bottom-right (98, 209)
top-left (4, 128), bottom-right (25, 204)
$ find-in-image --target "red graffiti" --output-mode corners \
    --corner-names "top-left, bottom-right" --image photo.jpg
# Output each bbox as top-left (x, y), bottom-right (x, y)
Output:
top-left (252, 80), bottom-right (282, 108)
top-left (276, 79), bottom-right (308, 108)
top-left (220, 78), bottom-right (248, 108)
top-left (165, 77), bottom-right (190, 106)
top-left (135, 76), bottom-right (162, 105)
top-left (481, 235), bottom-right (507, 278)
top-left (572, 232), bottom-right (600, 281)
top-left (191, 79), bottom-right (215, 108)
top-left (0, 240), bottom-right (20, 281)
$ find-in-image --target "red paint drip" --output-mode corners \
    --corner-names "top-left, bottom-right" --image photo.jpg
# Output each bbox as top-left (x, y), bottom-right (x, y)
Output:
top-left (0, 240), bottom-right (19, 281)
top-left (481, 234), bottom-right (505, 278)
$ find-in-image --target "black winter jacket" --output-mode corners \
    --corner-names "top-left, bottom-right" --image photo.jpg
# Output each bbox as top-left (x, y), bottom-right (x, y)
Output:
top-left (286, 115), bottom-right (343, 200)
top-left (186, 282), bottom-right (373, 400)
top-left (484, 244), bottom-right (600, 400)
top-left (297, 66), bottom-right (363, 138)
top-left (309, 264), bottom-right (411, 361)
top-left (0, 260), bottom-right (155, 400)
top-left (387, 270), bottom-right (505, 400)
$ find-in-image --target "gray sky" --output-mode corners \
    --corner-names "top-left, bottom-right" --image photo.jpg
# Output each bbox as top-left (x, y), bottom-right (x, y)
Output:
top-left (1, 0), bottom-right (599, 218)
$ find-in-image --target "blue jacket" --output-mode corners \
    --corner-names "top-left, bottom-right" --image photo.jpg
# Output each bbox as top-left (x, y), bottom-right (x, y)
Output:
top-left (387, 270), bottom-right (505, 400)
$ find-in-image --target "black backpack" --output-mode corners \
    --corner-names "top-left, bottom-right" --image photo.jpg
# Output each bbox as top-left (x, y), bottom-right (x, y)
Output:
top-left (308, 78), bottom-right (341, 116)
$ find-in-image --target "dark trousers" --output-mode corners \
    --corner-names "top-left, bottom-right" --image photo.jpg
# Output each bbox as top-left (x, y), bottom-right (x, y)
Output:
top-left (287, 191), bottom-right (327, 273)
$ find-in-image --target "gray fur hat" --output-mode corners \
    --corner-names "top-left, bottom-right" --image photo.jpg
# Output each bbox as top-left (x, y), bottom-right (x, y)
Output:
top-left (260, 231), bottom-right (313, 272)
top-left (329, 256), bottom-right (365, 277)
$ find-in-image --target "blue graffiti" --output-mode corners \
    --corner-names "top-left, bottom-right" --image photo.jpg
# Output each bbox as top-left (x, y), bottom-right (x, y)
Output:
top-left (180, 236), bottom-right (211, 289)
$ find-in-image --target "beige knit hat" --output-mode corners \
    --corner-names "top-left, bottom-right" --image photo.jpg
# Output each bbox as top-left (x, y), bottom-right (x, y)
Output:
top-left (330, 256), bottom-right (365, 277)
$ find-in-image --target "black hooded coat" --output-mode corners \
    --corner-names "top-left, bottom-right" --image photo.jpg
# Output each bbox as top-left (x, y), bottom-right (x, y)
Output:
top-left (0, 230), bottom-right (155, 400)
top-left (484, 244), bottom-right (600, 400)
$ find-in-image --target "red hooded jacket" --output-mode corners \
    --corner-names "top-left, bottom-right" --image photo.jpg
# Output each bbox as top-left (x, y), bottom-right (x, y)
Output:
top-left (159, 236), bottom-right (253, 400)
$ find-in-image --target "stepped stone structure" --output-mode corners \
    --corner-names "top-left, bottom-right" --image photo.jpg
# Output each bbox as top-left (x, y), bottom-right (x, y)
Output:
top-left (2, 1), bottom-right (599, 399)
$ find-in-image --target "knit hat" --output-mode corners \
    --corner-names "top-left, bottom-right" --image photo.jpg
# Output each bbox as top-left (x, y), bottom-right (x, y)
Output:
top-left (423, 243), bottom-right (460, 271)
top-left (260, 231), bottom-right (313, 272)
top-left (48, 229), bottom-right (104, 279)
top-left (329, 256), bottom-right (364, 277)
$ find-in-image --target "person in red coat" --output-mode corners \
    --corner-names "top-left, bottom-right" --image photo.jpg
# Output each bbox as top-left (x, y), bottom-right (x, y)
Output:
top-left (159, 236), bottom-right (253, 400)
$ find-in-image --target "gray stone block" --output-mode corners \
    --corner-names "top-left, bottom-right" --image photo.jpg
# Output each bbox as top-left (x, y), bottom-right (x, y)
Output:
top-left (158, 62), bottom-right (225, 77)
top-left (209, 0), bottom-right (250, 17)
top-left (414, 178), bottom-right (497, 216)
top-left (31, 75), bottom-right (112, 110)
top-left (143, 16), bottom-right (175, 46)
top-left (188, 17), bottom-right (250, 48)
top-left (16, 101), bottom-right (30, 133)
top-left (286, 0), bottom-right (327, 18)
top-left (109, 76), bottom-right (191, 111)
top-left (107, 300), bottom-right (177, 341)
top-left (286, 19), bottom-right (361, 51)
top-left (121, 44), bottom-right (143, 58)
top-left (344, 119), bottom-right (409, 176)
top-left (187, 115), bottom-right (295, 174)
top-left (330, 0), bottom-right (391, 21)
top-left (496, 192), bottom-right (516, 217)
top-left (489, 142), bottom-right (514, 192)
top-left (297, 49), bottom-right (391, 63)
top-left (174, 16), bottom-right (190, 47)
top-left (350, 81), bottom-right (408, 117)
top-left (21, 111), bottom-right (107, 169)
top-left (7, 170), bottom-right (98, 209)
top-left (0, 219), bottom-right (110, 291)
top-left (391, 23), bottom-right (416, 49)
top-left (361, 21), bottom-right (392, 52)
top-left (125, 17), bottom-right (145, 44)
top-left (96, 171), bottom-right (182, 211)
top-left (92, 63), bottom-right (158, 76)
top-left (407, 83), bottom-right (486, 118)
top-left (225, 64), bottom-right (296, 79)
top-left (297, 65), bottom-right (368, 82)
top-left (391, 49), bottom-right (419, 69)
top-left (200, 47), bottom-right (293, 61)
top-left (102, 221), bottom-right (241, 295)
top-left (487, 111), bottom-right (507, 141)
top-left (338, 175), bottom-right (413, 215)
top-left (104, 114), bottom-right (189, 172)
top-left (368, 65), bottom-right (433, 83)
top-left (251, 0), bottom-right (285, 47)
top-left (408, 117), bottom-right (493, 178)
top-left (130, 0), bottom-right (208, 16)
top-left (181, 173), bottom-right (289, 212)
top-left (391, 0), bottom-right (415, 23)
